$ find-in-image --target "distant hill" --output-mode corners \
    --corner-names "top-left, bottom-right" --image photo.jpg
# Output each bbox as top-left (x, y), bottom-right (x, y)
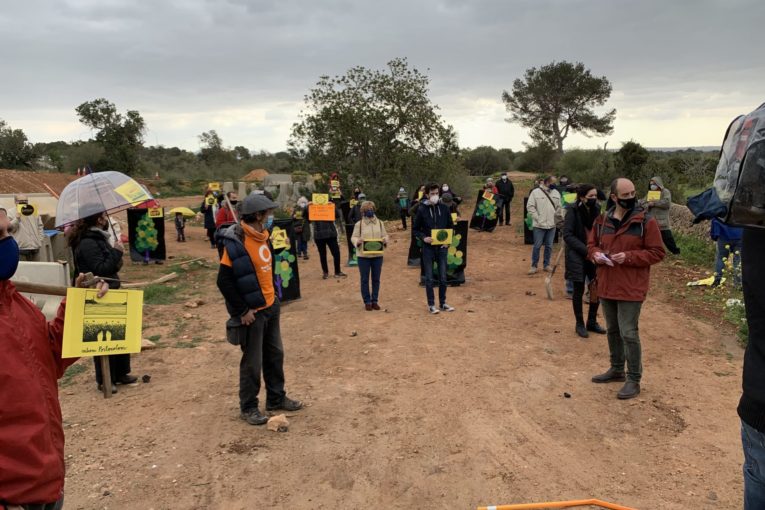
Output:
top-left (645, 146), bottom-right (720, 153)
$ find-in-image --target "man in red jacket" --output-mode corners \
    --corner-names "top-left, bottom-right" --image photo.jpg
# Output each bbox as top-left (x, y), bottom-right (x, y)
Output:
top-left (215, 191), bottom-right (238, 228)
top-left (0, 207), bottom-right (109, 509)
top-left (587, 178), bottom-right (665, 399)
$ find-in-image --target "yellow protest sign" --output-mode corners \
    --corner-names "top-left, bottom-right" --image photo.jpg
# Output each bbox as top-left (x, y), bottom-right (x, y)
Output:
top-left (270, 227), bottom-right (290, 250)
top-left (362, 238), bottom-right (384, 255)
top-left (312, 193), bottom-right (329, 205)
top-left (205, 196), bottom-right (216, 206)
top-left (647, 190), bottom-right (661, 202)
top-left (114, 181), bottom-right (150, 205)
top-left (482, 190), bottom-right (495, 201)
top-left (451, 213), bottom-right (458, 223)
top-left (431, 228), bottom-right (453, 246)
top-left (563, 192), bottom-right (577, 205)
top-left (62, 288), bottom-right (144, 358)
top-left (208, 182), bottom-right (221, 191)
top-left (148, 207), bottom-right (164, 218)
top-left (17, 203), bottom-right (37, 216)
top-left (417, 191), bottom-right (424, 200)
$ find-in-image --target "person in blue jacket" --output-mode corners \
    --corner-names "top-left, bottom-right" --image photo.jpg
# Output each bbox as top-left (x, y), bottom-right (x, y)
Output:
top-left (711, 217), bottom-right (743, 287)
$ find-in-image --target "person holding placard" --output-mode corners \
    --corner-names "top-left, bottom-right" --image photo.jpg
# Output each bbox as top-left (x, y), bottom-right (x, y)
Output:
top-left (351, 201), bottom-right (389, 311)
top-left (1, 208), bottom-right (110, 508)
top-left (9, 193), bottom-right (45, 261)
top-left (642, 176), bottom-right (680, 255)
top-left (414, 184), bottom-right (456, 314)
top-left (201, 189), bottom-right (217, 249)
top-left (311, 202), bottom-right (347, 279)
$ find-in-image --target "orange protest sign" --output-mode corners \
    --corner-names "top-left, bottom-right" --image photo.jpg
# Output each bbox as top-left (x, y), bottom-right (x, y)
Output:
top-left (309, 203), bottom-right (335, 221)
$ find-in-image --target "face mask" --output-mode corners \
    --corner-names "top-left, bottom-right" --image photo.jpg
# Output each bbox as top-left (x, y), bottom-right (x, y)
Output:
top-left (617, 197), bottom-right (636, 211)
top-left (0, 236), bottom-right (20, 280)
top-left (265, 215), bottom-right (274, 229)
top-left (442, 185), bottom-right (449, 191)
top-left (501, 175), bottom-right (507, 180)
top-left (649, 184), bottom-right (658, 191)
top-left (548, 183), bottom-right (557, 191)
top-left (586, 198), bottom-right (598, 209)
top-left (429, 194), bottom-right (440, 204)
top-left (364, 210), bottom-right (375, 218)
top-left (230, 200), bottom-right (238, 205)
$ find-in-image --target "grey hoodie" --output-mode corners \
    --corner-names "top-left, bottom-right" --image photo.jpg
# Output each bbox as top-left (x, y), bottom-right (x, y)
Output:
top-left (646, 176), bottom-right (672, 229)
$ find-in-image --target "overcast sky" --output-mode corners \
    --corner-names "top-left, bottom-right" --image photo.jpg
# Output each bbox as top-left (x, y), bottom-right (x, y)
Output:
top-left (1, 0), bottom-right (762, 153)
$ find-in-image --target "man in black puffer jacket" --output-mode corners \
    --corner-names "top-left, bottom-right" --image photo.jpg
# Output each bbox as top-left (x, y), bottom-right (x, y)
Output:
top-left (496, 172), bottom-right (515, 226)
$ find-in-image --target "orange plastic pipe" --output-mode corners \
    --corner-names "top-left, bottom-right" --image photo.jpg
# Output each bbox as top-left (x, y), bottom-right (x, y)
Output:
top-left (477, 499), bottom-right (637, 510)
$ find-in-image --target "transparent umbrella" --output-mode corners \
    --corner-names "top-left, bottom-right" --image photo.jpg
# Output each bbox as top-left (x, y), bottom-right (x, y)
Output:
top-left (55, 171), bottom-right (154, 228)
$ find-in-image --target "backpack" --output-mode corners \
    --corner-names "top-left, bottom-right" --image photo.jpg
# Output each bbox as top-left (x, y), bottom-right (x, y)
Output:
top-left (688, 102), bottom-right (765, 228)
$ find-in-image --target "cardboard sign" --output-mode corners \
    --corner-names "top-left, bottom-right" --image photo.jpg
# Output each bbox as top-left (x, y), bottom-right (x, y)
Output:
top-left (647, 190), bottom-right (661, 201)
top-left (208, 182), bottom-right (221, 191)
top-left (312, 193), bottom-right (329, 205)
top-left (362, 238), bottom-right (385, 255)
top-left (451, 213), bottom-right (458, 223)
top-left (563, 192), bottom-right (577, 205)
top-left (270, 227), bottom-right (290, 250)
top-left (16, 203), bottom-right (36, 216)
top-left (114, 180), bottom-right (150, 204)
top-left (309, 203), bottom-right (335, 221)
top-left (148, 207), bottom-right (164, 218)
top-left (350, 199), bottom-right (358, 208)
top-left (431, 228), bottom-right (453, 245)
top-left (62, 288), bottom-right (144, 358)
top-left (205, 196), bottom-right (216, 206)
top-left (482, 190), bottom-right (495, 201)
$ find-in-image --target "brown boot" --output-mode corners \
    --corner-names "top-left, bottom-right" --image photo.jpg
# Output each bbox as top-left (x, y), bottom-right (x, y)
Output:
top-left (617, 381), bottom-right (641, 400)
top-left (591, 368), bottom-right (626, 383)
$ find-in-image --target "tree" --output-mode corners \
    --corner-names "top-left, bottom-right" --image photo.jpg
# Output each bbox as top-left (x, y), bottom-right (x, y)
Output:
top-left (289, 57), bottom-right (459, 188)
top-left (198, 130), bottom-right (234, 165)
top-left (0, 119), bottom-right (37, 168)
top-left (502, 61), bottom-right (615, 154)
top-left (462, 146), bottom-right (511, 175)
top-left (514, 141), bottom-right (557, 173)
top-left (76, 98), bottom-right (145, 174)
top-left (233, 145), bottom-right (251, 160)
top-left (615, 141), bottom-right (650, 183)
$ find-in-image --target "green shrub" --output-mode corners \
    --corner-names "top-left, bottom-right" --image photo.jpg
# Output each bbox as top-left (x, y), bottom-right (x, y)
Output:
top-left (675, 232), bottom-right (716, 268)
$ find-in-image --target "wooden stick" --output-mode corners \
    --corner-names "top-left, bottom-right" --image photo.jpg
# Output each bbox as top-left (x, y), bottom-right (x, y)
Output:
top-left (100, 356), bottom-right (112, 399)
top-left (42, 183), bottom-right (60, 199)
top-left (121, 272), bottom-right (178, 288)
top-left (168, 257), bottom-right (205, 267)
top-left (477, 499), bottom-right (637, 510)
top-left (13, 272), bottom-right (178, 295)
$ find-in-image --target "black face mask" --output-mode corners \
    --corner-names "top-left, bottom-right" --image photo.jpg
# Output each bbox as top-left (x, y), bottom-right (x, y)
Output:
top-left (586, 198), bottom-right (598, 209)
top-left (617, 197), bottom-right (637, 211)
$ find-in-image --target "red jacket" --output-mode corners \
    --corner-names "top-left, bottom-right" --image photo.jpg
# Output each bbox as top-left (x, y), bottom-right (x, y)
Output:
top-left (587, 207), bottom-right (665, 302)
top-left (0, 281), bottom-right (75, 505)
top-left (215, 207), bottom-right (236, 228)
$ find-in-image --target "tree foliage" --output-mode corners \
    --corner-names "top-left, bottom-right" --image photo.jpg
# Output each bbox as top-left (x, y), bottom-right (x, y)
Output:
top-left (513, 141), bottom-right (558, 174)
top-left (0, 119), bottom-right (37, 168)
top-left (76, 98), bottom-right (145, 174)
top-left (462, 146), bottom-right (512, 175)
top-left (502, 61), bottom-right (615, 154)
top-left (615, 140), bottom-right (650, 183)
top-left (289, 57), bottom-right (464, 207)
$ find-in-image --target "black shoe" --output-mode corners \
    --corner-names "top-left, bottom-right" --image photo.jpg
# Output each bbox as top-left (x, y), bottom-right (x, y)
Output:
top-left (617, 381), bottom-right (641, 400)
top-left (322, 273), bottom-right (329, 280)
top-left (591, 368), bottom-right (626, 383)
top-left (266, 396), bottom-right (303, 412)
top-left (240, 408), bottom-right (268, 426)
top-left (587, 322), bottom-right (607, 334)
top-left (334, 272), bottom-right (347, 278)
top-left (97, 383), bottom-right (118, 394)
top-left (575, 324), bottom-right (589, 338)
top-left (117, 374), bottom-right (138, 385)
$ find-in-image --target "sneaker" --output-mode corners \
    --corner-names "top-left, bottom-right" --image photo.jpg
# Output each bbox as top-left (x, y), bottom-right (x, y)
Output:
top-left (440, 303), bottom-right (455, 312)
top-left (334, 272), bottom-right (347, 278)
top-left (240, 408), bottom-right (268, 426)
top-left (371, 303), bottom-right (381, 310)
top-left (97, 383), bottom-right (118, 394)
top-left (543, 266), bottom-right (553, 273)
top-left (527, 267), bottom-right (538, 275)
top-left (322, 273), bottom-right (329, 280)
top-left (266, 396), bottom-right (303, 412)
top-left (428, 305), bottom-right (440, 315)
top-left (117, 374), bottom-right (138, 385)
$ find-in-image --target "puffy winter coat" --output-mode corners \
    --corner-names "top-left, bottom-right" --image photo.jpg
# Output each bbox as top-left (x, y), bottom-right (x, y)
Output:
top-left (563, 201), bottom-right (600, 282)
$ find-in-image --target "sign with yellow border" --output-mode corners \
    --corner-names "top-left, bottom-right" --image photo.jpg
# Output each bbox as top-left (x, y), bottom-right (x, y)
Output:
top-left (312, 193), bottom-right (329, 205)
top-left (431, 228), bottom-right (453, 246)
top-left (148, 207), bottom-right (164, 218)
top-left (647, 190), bottom-right (661, 202)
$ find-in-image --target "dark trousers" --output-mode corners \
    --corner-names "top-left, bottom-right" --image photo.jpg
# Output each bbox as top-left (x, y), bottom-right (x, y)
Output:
top-left (661, 229), bottom-right (680, 254)
top-left (206, 227), bottom-right (216, 247)
top-left (357, 256), bottom-right (383, 304)
top-left (600, 298), bottom-right (643, 383)
top-left (400, 210), bottom-right (408, 230)
top-left (297, 238), bottom-right (308, 256)
top-left (572, 280), bottom-right (599, 326)
top-left (94, 354), bottom-right (131, 384)
top-left (315, 238), bottom-right (341, 274)
top-left (3, 497), bottom-right (65, 510)
top-left (497, 198), bottom-right (511, 224)
top-left (239, 301), bottom-right (285, 412)
top-left (422, 244), bottom-right (448, 307)
top-left (176, 227), bottom-right (185, 241)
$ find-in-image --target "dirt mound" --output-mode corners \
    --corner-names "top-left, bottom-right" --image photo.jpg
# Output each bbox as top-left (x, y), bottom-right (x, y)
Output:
top-left (0, 169), bottom-right (80, 195)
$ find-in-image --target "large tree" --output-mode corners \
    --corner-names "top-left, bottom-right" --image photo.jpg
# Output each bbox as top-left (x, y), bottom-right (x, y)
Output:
top-left (76, 98), bottom-right (145, 174)
top-left (0, 119), bottom-right (37, 168)
top-left (289, 57), bottom-right (459, 187)
top-left (502, 61), bottom-right (615, 154)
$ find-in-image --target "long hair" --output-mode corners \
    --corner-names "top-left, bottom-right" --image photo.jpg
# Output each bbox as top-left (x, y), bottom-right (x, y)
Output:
top-left (67, 213), bottom-right (103, 249)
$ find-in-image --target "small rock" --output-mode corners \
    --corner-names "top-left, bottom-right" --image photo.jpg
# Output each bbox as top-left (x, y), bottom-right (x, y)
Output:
top-left (141, 338), bottom-right (157, 350)
top-left (350, 331), bottom-right (358, 337)
top-left (564, 392), bottom-right (572, 398)
top-left (525, 291), bottom-right (536, 296)
top-left (183, 313), bottom-right (193, 319)
top-left (103, 490), bottom-right (111, 497)
top-left (142, 374), bottom-right (151, 383)
top-left (267, 414), bottom-right (289, 432)
top-left (195, 299), bottom-right (205, 306)
top-left (184, 301), bottom-right (198, 309)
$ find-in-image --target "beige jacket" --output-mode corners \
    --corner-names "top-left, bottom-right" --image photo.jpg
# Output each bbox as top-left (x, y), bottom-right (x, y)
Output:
top-left (10, 210), bottom-right (45, 251)
top-left (351, 217), bottom-right (389, 258)
top-left (527, 187), bottom-right (562, 229)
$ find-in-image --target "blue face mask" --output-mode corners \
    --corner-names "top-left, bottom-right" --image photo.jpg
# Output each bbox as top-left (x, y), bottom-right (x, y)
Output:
top-left (265, 215), bottom-right (274, 229)
top-left (0, 236), bottom-right (20, 280)
top-left (364, 210), bottom-right (375, 218)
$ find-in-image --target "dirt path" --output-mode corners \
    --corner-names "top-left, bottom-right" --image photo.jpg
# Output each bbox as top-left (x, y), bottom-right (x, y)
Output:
top-left (59, 202), bottom-right (744, 509)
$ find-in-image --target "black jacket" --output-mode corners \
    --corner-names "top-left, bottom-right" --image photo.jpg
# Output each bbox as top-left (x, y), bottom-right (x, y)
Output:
top-left (347, 204), bottom-right (361, 225)
top-left (562, 202), bottom-right (599, 283)
top-left (413, 201), bottom-right (454, 241)
top-left (739, 228), bottom-right (765, 431)
top-left (216, 224), bottom-right (272, 317)
top-left (73, 229), bottom-right (123, 288)
top-left (312, 207), bottom-right (341, 241)
top-left (496, 179), bottom-right (515, 201)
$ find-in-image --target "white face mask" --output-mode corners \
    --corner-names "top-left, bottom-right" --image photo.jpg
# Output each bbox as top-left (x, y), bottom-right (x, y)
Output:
top-left (442, 185), bottom-right (449, 191)
top-left (501, 175), bottom-right (507, 180)
top-left (429, 194), bottom-right (440, 203)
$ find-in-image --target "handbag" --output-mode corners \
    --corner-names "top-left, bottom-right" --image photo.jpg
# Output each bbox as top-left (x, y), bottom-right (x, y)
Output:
top-left (588, 278), bottom-right (599, 304)
top-left (226, 317), bottom-right (249, 346)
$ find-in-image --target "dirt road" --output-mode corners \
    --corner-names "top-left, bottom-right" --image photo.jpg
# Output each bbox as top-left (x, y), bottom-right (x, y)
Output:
top-left (59, 201), bottom-right (744, 509)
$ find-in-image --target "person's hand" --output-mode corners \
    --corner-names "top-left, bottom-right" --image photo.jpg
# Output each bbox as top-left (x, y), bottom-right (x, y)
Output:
top-left (610, 252), bottom-right (626, 264)
top-left (74, 273), bottom-right (109, 298)
top-left (593, 252), bottom-right (614, 267)
top-left (241, 309), bottom-right (257, 326)
top-left (114, 242), bottom-right (125, 252)
top-left (424, 237), bottom-right (433, 244)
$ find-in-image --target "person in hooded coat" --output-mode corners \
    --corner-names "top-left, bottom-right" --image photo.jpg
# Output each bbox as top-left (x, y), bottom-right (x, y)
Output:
top-left (563, 184), bottom-right (607, 338)
top-left (643, 176), bottom-right (680, 255)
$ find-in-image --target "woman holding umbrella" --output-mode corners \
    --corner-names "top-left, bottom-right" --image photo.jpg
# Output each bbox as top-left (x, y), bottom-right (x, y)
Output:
top-left (67, 212), bottom-right (137, 392)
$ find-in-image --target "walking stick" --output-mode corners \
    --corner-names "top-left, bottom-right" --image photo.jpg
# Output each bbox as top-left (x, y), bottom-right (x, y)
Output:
top-left (545, 242), bottom-right (565, 300)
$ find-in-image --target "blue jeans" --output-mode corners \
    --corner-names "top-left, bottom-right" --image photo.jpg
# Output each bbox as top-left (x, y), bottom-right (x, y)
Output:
top-left (297, 238), bottom-right (308, 256)
top-left (357, 256), bottom-right (383, 304)
top-left (714, 238), bottom-right (742, 286)
top-left (531, 227), bottom-right (555, 268)
top-left (742, 420), bottom-right (765, 509)
top-left (422, 244), bottom-right (448, 307)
